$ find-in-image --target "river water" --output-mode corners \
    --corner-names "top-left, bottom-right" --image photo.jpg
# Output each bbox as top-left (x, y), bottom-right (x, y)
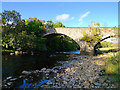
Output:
top-left (2, 50), bottom-right (80, 88)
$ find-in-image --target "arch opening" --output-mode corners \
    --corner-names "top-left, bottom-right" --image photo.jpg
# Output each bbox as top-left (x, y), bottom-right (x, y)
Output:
top-left (43, 33), bottom-right (80, 52)
top-left (94, 36), bottom-right (118, 55)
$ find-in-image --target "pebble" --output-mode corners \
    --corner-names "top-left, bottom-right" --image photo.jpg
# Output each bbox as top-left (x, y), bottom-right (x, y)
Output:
top-left (41, 68), bottom-right (46, 71)
top-left (7, 82), bottom-right (13, 86)
top-left (22, 71), bottom-right (31, 75)
top-left (3, 54), bottom-right (117, 88)
top-left (94, 82), bottom-right (102, 86)
top-left (10, 78), bottom-right (17, 81)
top-left (6, 76), bottom-right (12, 80)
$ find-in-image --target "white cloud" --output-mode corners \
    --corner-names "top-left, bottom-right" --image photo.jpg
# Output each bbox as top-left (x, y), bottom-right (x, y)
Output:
top-left (79, 11), bottom-right (90, 25)
top-left (56, 14), bottom-right (74, 21)
top-left (71, 17), bottom-right (74, 20)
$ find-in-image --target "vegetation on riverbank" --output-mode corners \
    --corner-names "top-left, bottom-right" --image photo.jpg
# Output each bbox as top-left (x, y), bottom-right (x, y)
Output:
top-left (102, 51), bottom-right (120, 87)
top-left (1, 10), bottom-right (79, 54)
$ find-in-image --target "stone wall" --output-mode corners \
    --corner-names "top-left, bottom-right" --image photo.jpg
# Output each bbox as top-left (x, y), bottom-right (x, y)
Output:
top-left (44, 27), bottom-right (115, 55)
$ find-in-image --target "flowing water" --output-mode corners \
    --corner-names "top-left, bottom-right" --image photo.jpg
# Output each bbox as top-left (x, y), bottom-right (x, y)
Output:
top-left (2, 50), bottom-right (80, 88)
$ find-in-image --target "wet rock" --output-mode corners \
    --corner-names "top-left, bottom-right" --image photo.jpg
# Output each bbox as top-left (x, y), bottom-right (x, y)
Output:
top-left (83, 81), bottom-right (90, 86)
top-left (41, 85), bottom-right (49, 87)
top-left (19, 75), bottom-right (25, 78)
top-left (41, 68), bottom-right (46, 71)
top-left (6, 76), bottom-right (13, 80)
top-left (99, 79), bottom-right (105, 83)
top-left (22, 71), bottom-right (31, 75)
top-left (33, 70), bottom-right (39, 74)
top-left (53, 70), bottom-right (58, 73)
top-left (7, 82), bottom-right (13, 86)
top-left (45, 73), bottom-right (49, 76)
top-left (65, 68), bottom-right (71, 72)
top-left (94, 82), bottom-right (101, 86)
top-left (10, 78), bottom-right (17, 81)
top-left (46, 69), bottom-right (51, 72)
top-left (47, 81), bottom-right (53, 85)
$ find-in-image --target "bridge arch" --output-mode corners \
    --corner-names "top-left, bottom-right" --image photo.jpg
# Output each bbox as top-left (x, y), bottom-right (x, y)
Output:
top-left (43, 27), bottom-right (115, 55)
top-left (43, 32), bottom-right (93, 55)
top-left (43, 33), bottom-right (80, 51)
top-left (94, 35), bottom-right (117, 54)
top-left (94, 35), bottom-right (116, 48)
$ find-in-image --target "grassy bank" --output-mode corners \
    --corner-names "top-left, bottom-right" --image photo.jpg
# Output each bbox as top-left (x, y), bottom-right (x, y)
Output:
top-left (102, 51), bottom-right (120, 87)
top-left (99, 47), bottom-right (118, 51)
top-left (96, 47), bottom-right (119, 55)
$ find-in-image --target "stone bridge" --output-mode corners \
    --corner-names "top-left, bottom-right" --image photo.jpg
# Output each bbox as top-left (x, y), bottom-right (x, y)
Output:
top-left (43, 27), bottom-right (115, 55)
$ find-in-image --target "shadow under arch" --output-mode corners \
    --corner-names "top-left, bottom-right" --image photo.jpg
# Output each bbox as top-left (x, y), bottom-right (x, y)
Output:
top-left (43, 33), bottom-right (80, 52)
top-left (94, 35), bottom-right (116, 55)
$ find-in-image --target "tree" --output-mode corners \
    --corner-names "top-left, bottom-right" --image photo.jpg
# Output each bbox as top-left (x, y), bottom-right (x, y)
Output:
top-left (26, 18), bottom-right (45, 37)
top-left (25, 18), bottom-right (46, 51)
top-left (1, 10), bottom-right (21, 27)
top-left (1, 10), bottom-right (21, 49)
top-left (45, 20), bottom-right (65, 29)
top-left (45, 20), bottom-right (54, 29)
top-left (81, 21), bottom-right (102, 47)
top-left (53, 21), bottom-right (65, 28)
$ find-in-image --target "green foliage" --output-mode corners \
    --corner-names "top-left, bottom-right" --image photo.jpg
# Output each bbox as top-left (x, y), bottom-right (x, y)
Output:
top-left (45, 20), bottom-right (65, 29)
top-left (103, 51), bottom-right (120, 74)
top-left (53, 22), bottom-right (65, 28)
top-left (46, 35), bottom-right (79, 52)
top-left (112, 27), bottom-right (119, 38)
top-left (101, 41), bottom-right (114, 48)
top-left (1, 10), bottom-right (21, 26)
top-left (81, 21), bottom-right (102, 47)
top-left (2, 10), bottom-right (21, 49)
top-left (103, 51), bottom-right (120, 87)
top-left (27, 18), bottom-right (45, 37)
top-left (46, 20), bottom-right (54, 29)
top-left (2, 10), bottom-right (66, 53)
top-left (2, 10), bottom-right (46, 52)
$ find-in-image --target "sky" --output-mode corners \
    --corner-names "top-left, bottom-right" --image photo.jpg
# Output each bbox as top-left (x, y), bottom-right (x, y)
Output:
top-left (2, 2), bottom-right (118, 27)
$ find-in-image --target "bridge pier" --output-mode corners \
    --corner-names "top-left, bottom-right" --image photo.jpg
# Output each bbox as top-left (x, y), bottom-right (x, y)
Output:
top-left (76, 41), bottom-right (94, 55)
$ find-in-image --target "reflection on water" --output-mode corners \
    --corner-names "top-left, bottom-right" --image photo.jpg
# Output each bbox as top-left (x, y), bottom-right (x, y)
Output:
top-left (2, 53), bottom-right (68, 80)
top-left (20, 77), bottom-right (48, 88)
top-left (56, 50), bottom-right (80, 54)
top-left (2, 50), bottom-right (80, 88)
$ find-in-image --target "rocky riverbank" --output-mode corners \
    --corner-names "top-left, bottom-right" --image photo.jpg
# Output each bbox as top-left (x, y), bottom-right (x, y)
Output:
top-left (2, 53), bottom-right (118, 88)
top-left (41, 54), bottom-right (117, 88)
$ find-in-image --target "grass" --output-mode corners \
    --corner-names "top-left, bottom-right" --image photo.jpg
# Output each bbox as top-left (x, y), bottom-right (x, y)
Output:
top-left (99, 47), bottom-right (118, 51)
top-left (102, 51), bottom-right (120, 87)
top-left (104, 51), bottom-right (120, 74)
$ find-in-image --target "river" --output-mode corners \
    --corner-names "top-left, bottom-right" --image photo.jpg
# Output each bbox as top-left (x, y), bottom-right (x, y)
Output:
top-left (2, 50), bottom-right (80, 88)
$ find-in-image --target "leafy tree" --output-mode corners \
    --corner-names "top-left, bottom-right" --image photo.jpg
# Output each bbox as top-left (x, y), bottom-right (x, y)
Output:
top-left (2, 10), bottom-right (46, 52)
top-left (53, 22), bottom-right (65, 28)
top-left (45, 20), bottom-right (54, 29)
top-left (81, 21), bottom-right (102, 47)
top-left (26, 18), bottom-right (45, 37)
top-left (25, 18), bottom-right (46, 51)
top-left (1, 10), bottom-right (21, 49)
top-left (1, 10), bottom-right (21, 27)
top-left (45, 20), bottom-right (65, 29)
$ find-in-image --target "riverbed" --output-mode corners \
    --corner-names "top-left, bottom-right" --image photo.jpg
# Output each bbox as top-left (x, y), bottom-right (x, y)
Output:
top-left (2, 50), bottom-right (118, 88)
top-left (2, 50), bottom-right (80, 88)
